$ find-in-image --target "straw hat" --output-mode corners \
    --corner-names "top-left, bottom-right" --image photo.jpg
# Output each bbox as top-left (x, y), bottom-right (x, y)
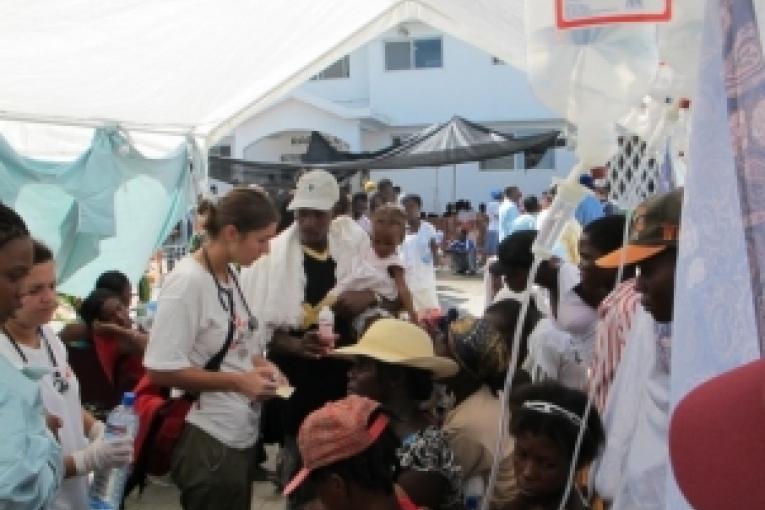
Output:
top-left (331, 318), bottom-right (458, 379)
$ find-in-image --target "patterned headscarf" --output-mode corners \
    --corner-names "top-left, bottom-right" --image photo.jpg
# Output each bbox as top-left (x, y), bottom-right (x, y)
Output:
top-left (449, 315), bottom-right (509, 385)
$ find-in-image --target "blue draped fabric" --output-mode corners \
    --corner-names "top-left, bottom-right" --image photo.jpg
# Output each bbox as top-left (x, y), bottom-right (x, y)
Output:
top-left (0, 128), bottom-right (192, 297)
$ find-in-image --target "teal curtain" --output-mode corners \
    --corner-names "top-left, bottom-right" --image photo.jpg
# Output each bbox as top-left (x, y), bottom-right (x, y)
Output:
top-left (0, 128), bottom-right (192, 297)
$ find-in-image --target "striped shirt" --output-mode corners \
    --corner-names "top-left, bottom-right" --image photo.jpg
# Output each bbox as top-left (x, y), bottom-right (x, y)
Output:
top-left (589, 278), bottom-right (641, 412)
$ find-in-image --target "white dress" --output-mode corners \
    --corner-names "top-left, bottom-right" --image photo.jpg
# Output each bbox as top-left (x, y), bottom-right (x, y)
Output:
top-left (331, 246), bottom-right (403, 301)
top-left (550, 263), bottom-right (598, 388)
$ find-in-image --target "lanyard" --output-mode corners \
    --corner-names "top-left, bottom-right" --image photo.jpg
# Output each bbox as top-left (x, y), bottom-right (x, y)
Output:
top-left (3, 326), bottom-right (69, 394)
top-left (201, 248), bottom-right (257, 332)
top-left (4, 326), bottom-right (57, 367)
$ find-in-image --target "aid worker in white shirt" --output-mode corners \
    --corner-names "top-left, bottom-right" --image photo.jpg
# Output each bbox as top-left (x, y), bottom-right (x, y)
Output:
top-left (0, 240), bottom-right (133, 510)
top-left (144, 187), bottom-right (287, 510)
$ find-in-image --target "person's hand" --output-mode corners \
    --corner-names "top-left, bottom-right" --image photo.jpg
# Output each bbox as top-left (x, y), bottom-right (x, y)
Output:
top-left (92, 320), bottom-right (125, 336)
top-left (72, 436), bottom-right (134, 475)
top-left (235, 365), bottom-right (280, 401)
top-left (87, 420), bottom-right (106, 443)
top-left (334, 290), bottom-right (376, 317)
top-left (294, 331), bottom-right (329, 359)
top-left (251, 356), bottom-right (290, 387)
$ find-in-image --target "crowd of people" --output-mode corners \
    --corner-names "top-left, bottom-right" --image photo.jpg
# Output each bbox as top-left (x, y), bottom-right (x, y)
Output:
top-left (0, 166), bottom-right (755, 510)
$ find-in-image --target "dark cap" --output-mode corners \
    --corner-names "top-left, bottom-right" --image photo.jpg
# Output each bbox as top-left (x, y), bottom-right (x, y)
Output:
top-left (597, 189), bottom-right (683, 268)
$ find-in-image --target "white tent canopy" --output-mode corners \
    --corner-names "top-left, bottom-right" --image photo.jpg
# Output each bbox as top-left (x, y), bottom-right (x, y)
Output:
top-left (0, 0), bottom-right (525, 149)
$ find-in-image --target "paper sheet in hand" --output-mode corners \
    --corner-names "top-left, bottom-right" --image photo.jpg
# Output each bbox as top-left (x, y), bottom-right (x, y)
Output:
top-left (275, 386), bottom-right (295, 399)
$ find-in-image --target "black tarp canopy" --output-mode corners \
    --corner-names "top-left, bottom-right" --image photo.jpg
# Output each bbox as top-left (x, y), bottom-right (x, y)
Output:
top-left (209, 116), bottom-right (561, 186)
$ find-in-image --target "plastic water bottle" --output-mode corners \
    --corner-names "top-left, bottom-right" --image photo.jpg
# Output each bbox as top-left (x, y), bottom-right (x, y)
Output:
top-left (89, 392), bottom-right (139, 509)
top-left (317, 306), bottom-right (335, 350)
top-left (464, 475), bottom-right (484, 510)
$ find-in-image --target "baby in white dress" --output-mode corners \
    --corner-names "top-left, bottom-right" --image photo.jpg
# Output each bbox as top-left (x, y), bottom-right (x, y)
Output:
top-left (326, 205), bottom-right (417, 329)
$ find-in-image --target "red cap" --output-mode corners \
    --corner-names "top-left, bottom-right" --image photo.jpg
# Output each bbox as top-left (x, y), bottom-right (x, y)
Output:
top-left (283, 395), bottom-right (390, 496)
top-left (669, 358), bottom-right (765, 509)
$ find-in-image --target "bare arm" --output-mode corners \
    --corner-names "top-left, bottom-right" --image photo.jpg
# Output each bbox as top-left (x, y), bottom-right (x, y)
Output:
top-left (82, 409), bottom-right (97, 437)
top-left (58, 322), bottom-right (88, 345)
top-left (92, 320), bottom-right (147, 354)
top-left (147, 366), bottom-right (278, 402)
top-left (270, 329), bottom-right (327, 359)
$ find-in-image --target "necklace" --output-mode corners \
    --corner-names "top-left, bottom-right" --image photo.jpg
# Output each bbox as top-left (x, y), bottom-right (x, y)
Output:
top-left (302, 245), bottom-right (330, 261)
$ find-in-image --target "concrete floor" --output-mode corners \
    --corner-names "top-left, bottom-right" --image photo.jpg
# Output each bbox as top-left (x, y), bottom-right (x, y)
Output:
top-left (125, 270), bottom-right (485, 510)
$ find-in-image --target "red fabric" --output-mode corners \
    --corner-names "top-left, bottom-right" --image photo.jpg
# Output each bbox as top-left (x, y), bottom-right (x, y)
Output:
top-left (669, 358), bottom-right (765, 509)
top-left (132, 374), bottom-right (191, 476)
top-left (395, 485), bottom-right (423, 510)
top-left (92, 333), bottom-right (145, 388)
top-left (93, 333), bottom-right (121, 383)
top-left (589, 279), bottom-right (641, 412)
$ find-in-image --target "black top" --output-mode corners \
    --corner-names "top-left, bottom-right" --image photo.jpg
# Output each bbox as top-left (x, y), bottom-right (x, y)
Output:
top-left (269, 252), bottom-right (353, 435)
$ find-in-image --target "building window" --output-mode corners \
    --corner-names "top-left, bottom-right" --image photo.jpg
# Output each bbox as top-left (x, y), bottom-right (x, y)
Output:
top-left (391, 133), bottom-right (414, 145)
top-left (311, 55), bottom-right (350, 80)
top-left (280, 153), bottom-right (304, 163)
top-left (479, 154), bottom-right (516, 171)
top-left (384, 38), bottom-right (442, 71)
top-left (491, 56), bottom-right (506, 65)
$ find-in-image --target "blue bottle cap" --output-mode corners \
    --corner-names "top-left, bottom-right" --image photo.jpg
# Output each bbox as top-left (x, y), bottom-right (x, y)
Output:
top-left (122, 392), bottom-right (135, 406)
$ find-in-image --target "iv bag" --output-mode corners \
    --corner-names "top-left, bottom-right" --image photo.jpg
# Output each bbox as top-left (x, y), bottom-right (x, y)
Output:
top-left (657, 1), bottom-right (705, 101)
top-left (525, 1), bottom-right (659, 167)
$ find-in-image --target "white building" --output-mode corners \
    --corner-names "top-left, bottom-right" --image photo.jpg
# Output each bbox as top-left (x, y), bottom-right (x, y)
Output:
top-left (222, 22), bottom-right (576, 214)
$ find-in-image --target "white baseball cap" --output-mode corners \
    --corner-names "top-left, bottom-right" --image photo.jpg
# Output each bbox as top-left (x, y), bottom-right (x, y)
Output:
top-left (288, 169), bottom-right (340, 212)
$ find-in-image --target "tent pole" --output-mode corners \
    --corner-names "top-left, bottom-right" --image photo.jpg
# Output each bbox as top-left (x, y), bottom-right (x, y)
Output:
top-left (452, 163), bottom-right (457, 203)
top-left (435, 167), bottom-right (439, 214)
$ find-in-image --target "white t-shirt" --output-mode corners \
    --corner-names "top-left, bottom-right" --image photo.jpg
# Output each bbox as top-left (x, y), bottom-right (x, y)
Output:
top-left (356, 215), bottom-right (372, 235)
top-left (401, 221), bottom-right (438, 292)
top-left (553, 263), bottom-right (598, 370)
top-left (486, 201), bottom-right (501, 232)
top-left (144, 257), bottom-right (263, 449)
top-left (0, 327), bottom-right (88, 510)
top-left (333, 246), bottom-right (403, 301)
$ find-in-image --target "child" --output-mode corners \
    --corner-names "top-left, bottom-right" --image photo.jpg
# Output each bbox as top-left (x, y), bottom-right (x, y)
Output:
top-left (447, 229), bottom-right (477, 275)
top-left (506, 382), bottom-right (605, 510)
top-left (326, 204), bottom-right (418, 329)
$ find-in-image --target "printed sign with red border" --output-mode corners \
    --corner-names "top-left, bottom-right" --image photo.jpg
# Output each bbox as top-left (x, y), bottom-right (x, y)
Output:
top-left (555, 0), bottom-right (672, 29)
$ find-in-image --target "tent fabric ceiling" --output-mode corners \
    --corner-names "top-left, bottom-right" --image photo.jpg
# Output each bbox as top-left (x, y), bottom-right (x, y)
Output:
top-left (0, 0), bottom-right (526, 147)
